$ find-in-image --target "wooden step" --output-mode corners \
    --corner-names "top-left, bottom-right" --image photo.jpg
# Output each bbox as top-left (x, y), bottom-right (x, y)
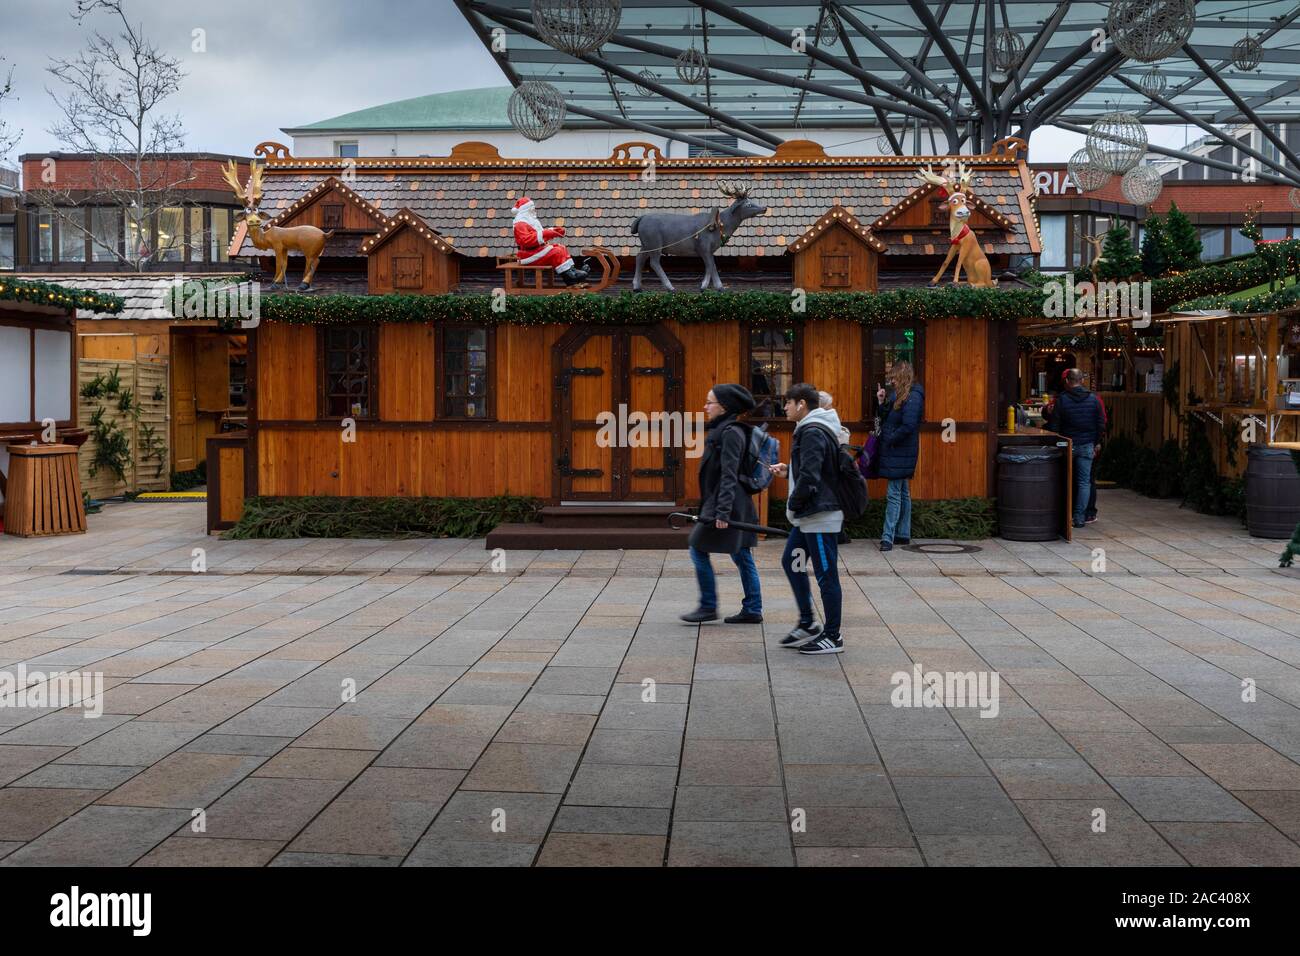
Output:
top-left (486, 523), bottom-right (691, 551)
top-left (540, 505), bottom-right (680, 528)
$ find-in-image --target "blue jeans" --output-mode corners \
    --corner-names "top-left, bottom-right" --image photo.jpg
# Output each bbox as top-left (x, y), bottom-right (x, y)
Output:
top-left (690, 546), bottom-right (761, 614)
top-left (882, 478), bottom-right (912, 544)
top-left (1072, 442), bottom-right (1094, 526)
top-left (781, 528), bottom-right (842, 638)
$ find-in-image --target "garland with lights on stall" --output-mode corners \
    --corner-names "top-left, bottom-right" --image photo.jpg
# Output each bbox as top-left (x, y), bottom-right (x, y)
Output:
top-left (246, 286), bottom-right (1047, 328)
top-left (0, 278), bottom-right (125, 314)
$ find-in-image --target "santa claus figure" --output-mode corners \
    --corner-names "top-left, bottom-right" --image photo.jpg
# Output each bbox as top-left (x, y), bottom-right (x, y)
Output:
top-left (512, 197), bottom-right (589, 286)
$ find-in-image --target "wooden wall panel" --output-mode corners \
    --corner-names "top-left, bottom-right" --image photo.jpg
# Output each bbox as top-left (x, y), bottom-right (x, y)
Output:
top-left (218, 446), bottom-right (245, 524)
top-left (497, 324), bottom-right (564, 421)
top-left (671, 320), bottom-right (739, 501)
top-left (922, 317), bottom-right (987, 423)
top-left (258, 429), bottom-right (339, 496)
top-left (258, 321), bottom-right (318, 420)
top-left (804, 320), bottom-right (862, 420)
top-left (380, 324), bottom-right (435, 420)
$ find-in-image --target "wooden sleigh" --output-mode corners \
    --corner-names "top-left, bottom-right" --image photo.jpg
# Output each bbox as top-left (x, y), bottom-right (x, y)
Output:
top-left (495, 246), bottom-right (621, 295)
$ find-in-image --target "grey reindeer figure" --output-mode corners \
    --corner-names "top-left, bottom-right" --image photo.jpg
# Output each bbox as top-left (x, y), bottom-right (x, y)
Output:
top-left (630, 181), bottom-right (768, 292)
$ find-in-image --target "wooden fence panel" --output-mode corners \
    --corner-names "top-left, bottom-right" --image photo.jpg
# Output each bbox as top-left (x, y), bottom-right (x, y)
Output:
top-left (77, 358), bottom-right (171, 499)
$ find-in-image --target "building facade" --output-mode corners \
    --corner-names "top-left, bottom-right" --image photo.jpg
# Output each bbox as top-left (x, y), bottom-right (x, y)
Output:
top-left (12, 152), bottom-right (250, 273)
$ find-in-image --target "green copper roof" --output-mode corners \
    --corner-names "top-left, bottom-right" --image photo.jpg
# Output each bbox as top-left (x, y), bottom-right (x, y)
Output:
top-left (283, 86), bottom-right (513, 133)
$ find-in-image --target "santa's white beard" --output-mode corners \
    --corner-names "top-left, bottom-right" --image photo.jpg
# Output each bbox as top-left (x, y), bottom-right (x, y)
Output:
top-left (513, 210), bottom-right (543, 236)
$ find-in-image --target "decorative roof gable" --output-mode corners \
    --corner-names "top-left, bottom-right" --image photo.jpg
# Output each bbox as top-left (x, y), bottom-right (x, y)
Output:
top-left (870, 181), bottom-right (1016, 234)
top-left (359, 208), bottom-right (457, 257)
top-left (273, 176), bottom-right (390, 230)
top-left (787, 206), bottom-right (886, 254)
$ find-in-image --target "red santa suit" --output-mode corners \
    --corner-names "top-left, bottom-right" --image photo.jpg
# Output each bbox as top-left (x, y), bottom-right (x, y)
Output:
top-left (512, 197), bottom-right (575, 273)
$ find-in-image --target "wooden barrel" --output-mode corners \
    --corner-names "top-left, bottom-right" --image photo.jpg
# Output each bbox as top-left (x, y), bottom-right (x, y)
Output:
top-left (1246, 446), bottom-right (1300, 540)
top-left (997, 445), bottom-right (1064, 541)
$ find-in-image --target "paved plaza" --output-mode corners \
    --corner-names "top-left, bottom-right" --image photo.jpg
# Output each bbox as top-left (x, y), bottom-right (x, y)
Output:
top-left (0, 491), bottom-right (1298, 866)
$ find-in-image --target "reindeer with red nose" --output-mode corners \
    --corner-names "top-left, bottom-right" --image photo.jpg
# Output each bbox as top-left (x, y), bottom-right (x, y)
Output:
top-left (916, 162), bottom-right (998, 288)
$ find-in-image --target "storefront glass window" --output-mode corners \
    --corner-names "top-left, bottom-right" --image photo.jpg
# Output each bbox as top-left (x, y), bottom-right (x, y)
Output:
top-left (157, 207), bottom-right (184, 261)
top-left (1200, 227), bottom-right (1226, 260)
top-left (91, 208), bottom-right (121, 262)
top-left (34, 209), bottom-right (53, 262)
top-left (1230, 227), bottom-right (1253, 256)
top-left (0, 223), bottom-right (13, 270)
top-left (211, 209), bottom-right (230, 262)
top-left (1039, 215), bottom-right (1066, 269)
top-left (59, 213), bottom-right (86, 262)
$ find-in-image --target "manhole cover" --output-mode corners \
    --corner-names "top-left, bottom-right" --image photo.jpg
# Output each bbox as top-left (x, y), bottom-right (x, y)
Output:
top-left (905, 543), bottom-right (983, 555)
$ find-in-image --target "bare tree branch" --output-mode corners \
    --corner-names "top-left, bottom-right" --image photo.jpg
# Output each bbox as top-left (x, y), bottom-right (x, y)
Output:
top-left (33, 0), bottom-right (197, 271)
top-left (0, 61), bottom-right (20, 160)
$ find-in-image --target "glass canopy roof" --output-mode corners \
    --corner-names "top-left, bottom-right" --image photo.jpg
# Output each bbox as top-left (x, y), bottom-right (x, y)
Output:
top-left (456, 0), bottom-right (1300, 156)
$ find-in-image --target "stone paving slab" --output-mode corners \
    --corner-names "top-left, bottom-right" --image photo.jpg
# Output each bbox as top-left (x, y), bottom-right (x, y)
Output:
top-left (0, 490), bottom-right (1298, 865)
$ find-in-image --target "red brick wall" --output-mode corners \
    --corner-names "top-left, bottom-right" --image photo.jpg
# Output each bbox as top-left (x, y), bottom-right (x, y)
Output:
top-left (21, 156), bottom-right (250, 193)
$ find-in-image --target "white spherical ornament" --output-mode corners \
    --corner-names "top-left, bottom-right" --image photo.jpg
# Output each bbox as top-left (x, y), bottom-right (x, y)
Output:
top-left (1138, 66), bottom-right (1167, 99)
top-left (992, 29), bottom-right (1026, 72)
top-left (1121, 165), bottom-right (1163, 205)
top-left (1069, 148), bottom-right (1112, 192)
top-left (632, 68), bottom-right (657, 97)
top-left (508, 81), bottom-right (567, 142)
top-left (1087, 111), bottom-right (1149, 174)
top-left (1288, 187), bottom-right (1300, 211)
top-left (1232, 36), bottom-right (1263, 72)
top-left (531, 0), bottom-right (622, 56)
top-left (816, 7), bottom-right (841, 46)
top-left (1106, 0), bottom-right (1197, 63)
top-left (675, 46), bottom-right (708, 85)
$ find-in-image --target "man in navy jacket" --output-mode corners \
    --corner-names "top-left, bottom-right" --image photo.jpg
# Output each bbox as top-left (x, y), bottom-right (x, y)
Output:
top-left (1045, 369), bottom-right (1104, 528)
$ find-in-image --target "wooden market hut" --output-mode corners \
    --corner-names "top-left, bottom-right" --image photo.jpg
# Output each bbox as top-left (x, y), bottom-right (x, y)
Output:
top-left (209, 138), bottom-right (1044, 540)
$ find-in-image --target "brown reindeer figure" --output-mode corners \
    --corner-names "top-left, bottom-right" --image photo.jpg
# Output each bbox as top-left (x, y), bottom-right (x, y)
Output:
top-left (221, 161), bottom-right (332, 289)
top-left (1078, 232), bottom-right (1106, 285)
top-left (915, 162), bottom-right (997, 288)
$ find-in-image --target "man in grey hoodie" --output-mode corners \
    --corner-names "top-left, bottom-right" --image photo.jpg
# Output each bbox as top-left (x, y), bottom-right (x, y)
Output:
top-left (769, 383), bottom-right (845, 655)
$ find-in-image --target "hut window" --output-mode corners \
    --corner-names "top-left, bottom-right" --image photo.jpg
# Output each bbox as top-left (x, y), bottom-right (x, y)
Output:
top-left (745, 325), bottom-right (800, 418)
top-left (866, 325), bottom-right (922, 415)
top-left (322, 204), bottom-right (344, 230)
top-left (320, 326), bottom-right (377, 419)
top-left (440, 326), bottom-right (491, 419)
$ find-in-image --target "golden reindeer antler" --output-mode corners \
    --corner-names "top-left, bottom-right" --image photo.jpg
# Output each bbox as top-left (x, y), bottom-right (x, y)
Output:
top-left (915, 163), bottom-right (949, 188)
top-left (220, 160), bottom-right (263, 210)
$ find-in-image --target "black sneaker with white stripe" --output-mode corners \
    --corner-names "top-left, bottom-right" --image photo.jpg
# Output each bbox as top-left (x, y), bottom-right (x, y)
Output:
top-left (798, 634), bottom-right (843, 655)
top-left (780, 622), bottom-right (821, 647)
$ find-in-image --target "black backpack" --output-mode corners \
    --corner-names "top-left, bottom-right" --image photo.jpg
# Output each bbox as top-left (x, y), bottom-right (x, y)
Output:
top-left (831, 442), bottom-right (869, 520)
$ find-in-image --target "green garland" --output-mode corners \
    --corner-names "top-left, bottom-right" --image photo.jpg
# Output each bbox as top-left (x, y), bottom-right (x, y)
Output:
top-left (250, 287), bottom-right (1048, 328)
top-left (1159, 239), bottom-right (1300, 312)
top-left (0, 277), bottom-right (125, 315)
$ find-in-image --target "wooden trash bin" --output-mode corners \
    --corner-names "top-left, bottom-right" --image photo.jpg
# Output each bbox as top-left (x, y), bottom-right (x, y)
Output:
top-left (3, 444), bottom-right (87, 537)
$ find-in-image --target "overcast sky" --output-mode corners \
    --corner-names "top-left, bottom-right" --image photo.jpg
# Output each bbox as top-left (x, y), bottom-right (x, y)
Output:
top-left (0, 0), bottom-right (1195, 164)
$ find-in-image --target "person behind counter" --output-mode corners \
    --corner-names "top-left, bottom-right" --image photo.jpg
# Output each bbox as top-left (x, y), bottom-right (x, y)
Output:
top-left (1044, 368), bottom-right (1105, 529)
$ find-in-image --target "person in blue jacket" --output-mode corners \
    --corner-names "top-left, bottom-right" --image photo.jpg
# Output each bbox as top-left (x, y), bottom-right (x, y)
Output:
top-left (875, 360), bottom-right (924, 552)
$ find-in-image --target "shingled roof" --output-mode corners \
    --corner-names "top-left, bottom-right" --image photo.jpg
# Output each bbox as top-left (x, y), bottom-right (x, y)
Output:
top-left (9, 273), bottom-right (241, 320)
top-left (236, 139), bottom-right (1039, 262)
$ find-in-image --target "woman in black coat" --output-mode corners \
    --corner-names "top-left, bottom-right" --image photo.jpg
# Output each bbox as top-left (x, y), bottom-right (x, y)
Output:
top-left (875, 360), bottom-right (924, 552)
top-left (681, 383), bottom-right (763, 625)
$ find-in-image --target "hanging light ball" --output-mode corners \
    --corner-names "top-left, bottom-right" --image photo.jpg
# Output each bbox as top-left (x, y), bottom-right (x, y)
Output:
top-left (1086, 111), bottom-right (1149, 174)
top-left (1121, 165), bottom-right (1163, 205)
top-left (992, 29), bottom-right (1026, 72)
top-left (1138, 66), bottom-right (1167, 99)
top-left (1288, 187), bottom-right (1300, 211)
top-left (875, 133), bottom-right (893, 154)
top-left (1232, 35), bottom-right (1263, 72)
top-left (530, 0), bottom-right (622, 56)
top-left (1069, 147), bottom-right (1112, 192)
top-left (815, 7), bottom-right (841, 46)
top-left (675, 46), bottom-right (708, 85)
top-left (508, 80), bottom-right (567, 142)
top-left (1106, 0), bottom-right (1196, 63)
top-left (632, 68), bottom-right (657, 97)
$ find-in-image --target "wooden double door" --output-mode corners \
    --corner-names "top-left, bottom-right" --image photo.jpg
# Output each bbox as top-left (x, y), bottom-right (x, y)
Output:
top-left (553, 325), bottom-right (685, 501)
